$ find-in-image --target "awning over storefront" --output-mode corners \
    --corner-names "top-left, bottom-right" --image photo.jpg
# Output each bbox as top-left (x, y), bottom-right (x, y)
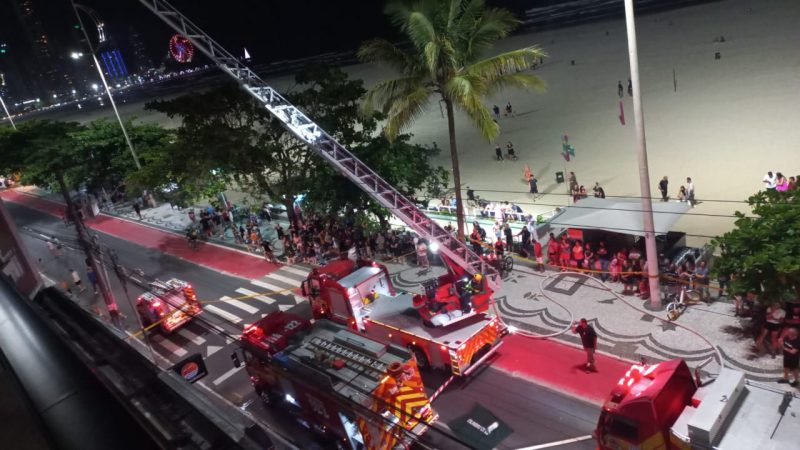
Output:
top-left (548, 198), bottom-right (691, 236)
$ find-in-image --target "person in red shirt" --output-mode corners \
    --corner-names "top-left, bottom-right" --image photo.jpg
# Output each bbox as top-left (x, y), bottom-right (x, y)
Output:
top-left (494, 238), bottom-right (504, 257)
top-left (547, 233), bottom-right (560, 265)
top-left (533, 240), bottom-right (544, 272)
top-left (572, 240), bottom-right (585, 269)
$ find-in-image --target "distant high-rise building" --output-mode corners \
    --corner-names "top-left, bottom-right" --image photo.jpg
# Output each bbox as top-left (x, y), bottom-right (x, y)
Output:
top-left (128, 27), bottom-right (154, 74)
top-left (13, 0), bottom-right (74, 99)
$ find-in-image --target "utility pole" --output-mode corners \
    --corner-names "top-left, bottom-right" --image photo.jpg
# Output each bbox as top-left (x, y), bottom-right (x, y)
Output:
top-left (57, 173), bottom-right (120, 323)
top-left (624, 0), bottom-right (661, 307)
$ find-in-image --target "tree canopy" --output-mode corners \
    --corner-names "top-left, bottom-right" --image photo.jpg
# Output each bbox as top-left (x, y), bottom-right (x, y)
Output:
top-left (713, 190), bottom-right (800, 304)
top-left (141, 66), bottom-right (446, 224)
top-left (359, 0), bottom-right (546, 238)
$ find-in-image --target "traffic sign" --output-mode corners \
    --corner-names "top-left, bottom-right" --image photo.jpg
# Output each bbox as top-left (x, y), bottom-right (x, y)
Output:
top-left (171, 353), bottom-right (208, 383)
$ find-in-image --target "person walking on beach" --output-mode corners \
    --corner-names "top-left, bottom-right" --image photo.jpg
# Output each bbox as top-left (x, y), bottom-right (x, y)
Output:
top-left (659, 176), bottom-right (669, 201)
top-left (495, 144), bottom-right (503, 161)
top-left (492, 104), bottom-right (500, 120)
top-left (686, 177), bottom-right (695, 207)
top-left (506, 141), bottom-right (518, 160)
top-left (529, 176), bottom-right (539, 195)
top-left (627, 78), bottom-right (633, 96)
top-left (504, 101), bottom-right (515, 117)
top-left (572, 318), bottom-right (597, 372)
top-left (617, 81), bottom-right (623, 98)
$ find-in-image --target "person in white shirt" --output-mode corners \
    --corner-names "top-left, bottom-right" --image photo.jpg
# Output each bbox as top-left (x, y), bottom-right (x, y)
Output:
top-left (763, 171), bottom-right (776, 189)
top-left (685, 177), bottom-right (695, 207)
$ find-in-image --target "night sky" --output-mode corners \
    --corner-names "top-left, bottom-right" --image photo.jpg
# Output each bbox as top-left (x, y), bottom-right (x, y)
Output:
top-left (0, 0), bottom-right (538, 65)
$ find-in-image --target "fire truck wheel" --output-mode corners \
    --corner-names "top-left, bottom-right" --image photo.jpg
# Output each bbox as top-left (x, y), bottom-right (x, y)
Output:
top-left (408, 345), bottom-right (430, 371)
top-left (257, 388), bottom-right (278, 407)
top-left (470, 344), bottom-right (492, 367)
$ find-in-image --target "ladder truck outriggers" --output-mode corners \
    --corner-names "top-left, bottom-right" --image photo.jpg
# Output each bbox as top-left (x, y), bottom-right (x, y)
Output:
top-left (136, 0), bottom-right (508, 377)
top-left (238, 311), bottom-right (436, 450)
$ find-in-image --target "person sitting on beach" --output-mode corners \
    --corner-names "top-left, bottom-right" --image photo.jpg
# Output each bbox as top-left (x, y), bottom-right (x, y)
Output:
top-left (677, 186), bottom-right (688, 202)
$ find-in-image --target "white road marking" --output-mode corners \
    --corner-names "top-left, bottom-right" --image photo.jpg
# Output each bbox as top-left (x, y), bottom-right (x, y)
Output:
top-left (204, 304), bottom-right (243, 323)
top-left (265, 272), bottom-right (301, 286)
top-left (251, 279), bottom-right (288, 293)
top-left (235, 288), bottom-right (276, 306)
top-left (151, 334), bottom-right (188, 357)
top-left (279, 304), bottom-right (294, 312)
top-left (280, 265), bottom-right (310, 278)
top-left (206, 345), bottom-right (223, 357)
top-left (177, 328), bottom-right (206, 345)
top-left (220, 295), bottom-right (259, 314)
top-left (514, 435), bottom-right (594, 450)
top-left (212, 365), bottom-right (244, 386)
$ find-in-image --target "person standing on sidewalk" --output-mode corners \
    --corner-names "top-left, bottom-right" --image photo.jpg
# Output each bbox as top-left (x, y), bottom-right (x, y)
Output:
top-left (495, 143), bottom-right (503, 161)
top-left (617, 81), bottom-right (624, 98)
top-left (533, 239), bottom-right (544, 272)
top-left (686, 177), bottom-right (696, 207)
top-left (658, 176), bottom-right (669, 202)
top-left (572, 318), bottom-right (597, 372)
top-left (778, 327), bottom-right (800, 386)
top-left (504, 223), bottom-right (514, 254)
top-left (86, 266), bottom-right (99, 295)
top-left (416, 239), bottom-right (429, 268)
top-left (492, 104), bottom-right (501, 120)
top-left (69, 269), bottom-right (86, 294)
top-left (133, 200), bottom-right (143, 220)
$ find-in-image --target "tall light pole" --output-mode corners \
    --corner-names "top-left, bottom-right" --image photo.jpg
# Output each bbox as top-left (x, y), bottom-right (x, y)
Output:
top-left (0, 95), bottom-right (15, 130)
top-left (624, 0), bottom-right (661, 307)
top-left (70, 1), bottom-right (141, 170)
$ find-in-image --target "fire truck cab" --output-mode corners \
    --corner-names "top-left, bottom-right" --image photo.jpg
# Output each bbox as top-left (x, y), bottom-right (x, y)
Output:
top-left (239, 312), bottom-right (435, 450)
top-left (595, 359), bottom-right (800, 449)
top-left (301, 259), bottom-right (503, 375)
top-left (135, 278), bottom-right (202, 333)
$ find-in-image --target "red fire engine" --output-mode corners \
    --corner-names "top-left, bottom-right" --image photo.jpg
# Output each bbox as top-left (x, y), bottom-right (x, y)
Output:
top-left (135, 278), bottom-right (202, 333)
top-left (595, 359), bottom-right (800, 449)
top-left (300, 258), bottom-right (503, 375)
top-left (238, 311), bottom-right (435, 450)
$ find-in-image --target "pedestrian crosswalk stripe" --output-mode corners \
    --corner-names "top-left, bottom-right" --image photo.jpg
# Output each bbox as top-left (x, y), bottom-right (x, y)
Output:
top-left (251, 279), bottom-right (288, 293)
top-left (235, 288), bottom-right (276, 306)
top-left (151, 334), bottom-right (188, 357)
top-left (278, 304), bottom-right (293, 312)
top-left (177, 328), bottom-right (206, 346)
top-left (205, 304), bottom-right (243, 323)
top-left (280, 265), bottom-right (310, 278)
top-left (220, 295), bottom-right (259, 314)
top-left (264, 272), bottom-right (301, 286)
top-left (212, 365), bottom-right (244, 386)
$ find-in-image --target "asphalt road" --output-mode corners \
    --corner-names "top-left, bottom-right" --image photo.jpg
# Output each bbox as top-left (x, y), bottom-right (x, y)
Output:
top-left (7, 201), bottom-right (600, 450)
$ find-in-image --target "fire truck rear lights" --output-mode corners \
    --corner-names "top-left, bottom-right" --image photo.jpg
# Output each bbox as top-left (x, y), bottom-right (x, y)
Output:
top-left (153, 301), bottom-right (161, 307)
top-left (440, 345), bottom-right (447, 350)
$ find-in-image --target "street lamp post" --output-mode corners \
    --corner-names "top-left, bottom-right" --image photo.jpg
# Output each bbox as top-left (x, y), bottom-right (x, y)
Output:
top-left (70, 1), bottom-right (141, 170)
top-left (0, 94), bottom-right (15, 130)
top-left (624, 0), bottom-right (662, 307)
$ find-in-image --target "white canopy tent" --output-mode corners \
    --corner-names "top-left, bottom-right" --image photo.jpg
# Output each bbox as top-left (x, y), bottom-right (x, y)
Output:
top-left (548, 197), bottom-right (691, 236)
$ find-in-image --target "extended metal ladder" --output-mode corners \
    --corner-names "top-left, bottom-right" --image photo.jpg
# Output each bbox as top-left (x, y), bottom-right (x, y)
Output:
top-left (135, 0), bottom-right (501, 292)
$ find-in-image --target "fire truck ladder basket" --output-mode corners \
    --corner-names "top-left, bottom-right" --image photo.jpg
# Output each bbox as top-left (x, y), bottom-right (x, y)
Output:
top-left (307, 336), bottom-right (387, 381)
top-left (136, 0), bottom-right (501, 293)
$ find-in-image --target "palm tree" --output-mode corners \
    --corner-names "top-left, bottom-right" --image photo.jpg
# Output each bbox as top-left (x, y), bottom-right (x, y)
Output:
top-left (359, 0), bottom-right (546, 240)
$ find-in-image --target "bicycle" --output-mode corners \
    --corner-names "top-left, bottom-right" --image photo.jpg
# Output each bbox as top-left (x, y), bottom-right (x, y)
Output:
top-left (664, 274), bottom-right (702, 321)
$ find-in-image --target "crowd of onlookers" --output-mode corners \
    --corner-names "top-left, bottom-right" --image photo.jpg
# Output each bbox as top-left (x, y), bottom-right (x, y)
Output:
top-left (763, 171), bottom-right (798, 191)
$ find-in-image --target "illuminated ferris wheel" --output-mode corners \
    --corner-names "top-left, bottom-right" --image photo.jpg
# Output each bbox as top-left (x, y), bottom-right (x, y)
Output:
top-left (168, 34), bottom-right (194, 63)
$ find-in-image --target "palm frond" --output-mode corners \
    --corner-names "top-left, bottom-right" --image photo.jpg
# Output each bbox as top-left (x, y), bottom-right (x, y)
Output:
top-left (483, 72), bottom-right (546, 96)
top-left (464, 46), bottom-right (547, 85)
top-left (384, 86), bottom-right (432, 141)
top-left (445, 76), bottom-right (499, 140)
top-left (361, 76), bottom-right (430, 116)
top-left (357, 38), bottom-right (415, 74)
top-left (463, 8), bottom-right (519, 61)
top-left (407, 11), bottom-right (437, 51)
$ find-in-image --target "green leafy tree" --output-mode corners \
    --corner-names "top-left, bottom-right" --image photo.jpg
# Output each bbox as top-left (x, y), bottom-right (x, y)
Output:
top-left (144, 67), bottom-right (379, 224)
top-left (359, 0), bottom-right (546, 239)
top-left (712, 190), bottom-right (800, 305)
top-left (303, 134), bottom-right (448, 227)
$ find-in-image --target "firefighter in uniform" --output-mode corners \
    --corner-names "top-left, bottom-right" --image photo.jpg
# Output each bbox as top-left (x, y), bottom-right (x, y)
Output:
top-left (458, 273), bottom-right (483, 313)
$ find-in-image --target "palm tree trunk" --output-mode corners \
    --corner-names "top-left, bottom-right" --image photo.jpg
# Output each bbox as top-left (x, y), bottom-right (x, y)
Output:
top-left (443, 98), bottom-right (465, 240)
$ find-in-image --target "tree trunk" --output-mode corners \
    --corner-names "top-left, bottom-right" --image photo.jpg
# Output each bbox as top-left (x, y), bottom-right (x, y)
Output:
top-left (443, 98), bottom-right (466, 240)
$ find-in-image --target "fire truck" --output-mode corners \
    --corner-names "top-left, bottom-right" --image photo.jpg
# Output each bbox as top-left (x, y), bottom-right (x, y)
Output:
top-left (594, 359), bottom-right (800, 449)
top-left (135, 278), bottom-right (202, 333)
top-left (238, 311), bottom-right (435, 450)
top-left (301, 258), bottom-right (503, 375)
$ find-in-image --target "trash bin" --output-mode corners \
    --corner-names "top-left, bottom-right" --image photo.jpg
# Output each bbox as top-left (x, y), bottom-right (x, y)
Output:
top-left (555, 171), bottom-right (565, 183)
